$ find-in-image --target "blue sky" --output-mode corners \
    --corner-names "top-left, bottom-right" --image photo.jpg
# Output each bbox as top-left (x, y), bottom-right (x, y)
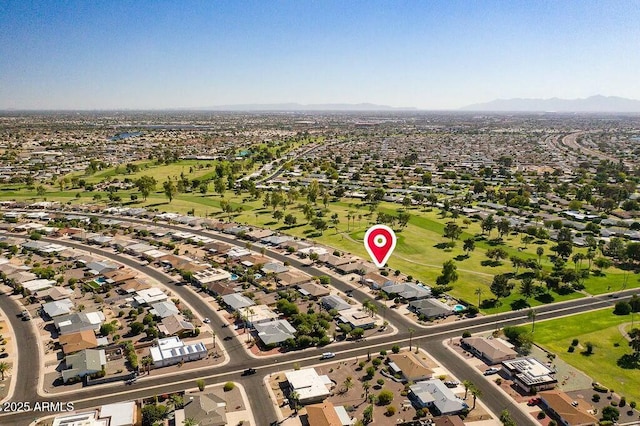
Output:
top-left (1, 1), bottom-right (638, 110)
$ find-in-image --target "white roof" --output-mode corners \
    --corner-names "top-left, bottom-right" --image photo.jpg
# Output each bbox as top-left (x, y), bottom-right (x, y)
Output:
top-left (22, 279), bottom-right (56, 292)
top-left (42, 298), bottom-right (74, 317)
top-left (100, 401), bottom-right (136, 426)
top-left (135, 287), bottom-right (167, 304)
top-left (285, 368), bottom-right (331, 401)
top-left (143, 249), bottom-right (169, 259)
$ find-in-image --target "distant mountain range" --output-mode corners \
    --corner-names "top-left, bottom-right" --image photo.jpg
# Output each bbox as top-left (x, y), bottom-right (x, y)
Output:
top-left (196, 102), bottom-right (417, 112)
top-left (461, 95), bottom-right (640, 113)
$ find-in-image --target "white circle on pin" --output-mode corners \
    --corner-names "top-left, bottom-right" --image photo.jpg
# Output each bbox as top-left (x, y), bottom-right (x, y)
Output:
top-left (375, 235), bottom-right (387, 247)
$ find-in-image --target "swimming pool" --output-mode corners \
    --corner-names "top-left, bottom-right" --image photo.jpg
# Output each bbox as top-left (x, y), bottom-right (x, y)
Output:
top-left (230, 274), bottom-right (239, 281)
top-left (93, 277), bottom-right (107, 286)
top-left (453, 304), bottom-right (466, 312)
top-left (254, 273), bottom-right (263, 279)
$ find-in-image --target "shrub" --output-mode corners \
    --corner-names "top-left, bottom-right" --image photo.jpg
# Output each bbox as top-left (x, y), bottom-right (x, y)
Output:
top-left (385, 406), bottom-right (396, 416)
top-left (537, 411), bottom-right (546, 419)
top-left (377, 389), bottom-right (394, 405)
top-left (593, 394), bottom-right (601, 402)
top-left (619, 397), bottom-right (626, 407)
top-left (223, 382), bottom-right (235, 392)
top-left (495, 378), bottom-right (502, 385)
top-left (462, 331), bottom-right (471, 338)
top-left (391, 345), bottom-right (400, 354)
top-left (571, 338), bottom-right (579, 346)
top-left (196, 379), bottom-right (205, 391)
top-left (568, 346), bottom-right (575, 353)
top-left (630, 401), bottom-right (637, 409)
top-left (379, 350), bottom-right (387, 356)
top-left (415, 408), bottom-right (426, 418)
top-left (372, 358), bottom-right (382, 367)
top-left (376, 378), bottom-right (384, 386)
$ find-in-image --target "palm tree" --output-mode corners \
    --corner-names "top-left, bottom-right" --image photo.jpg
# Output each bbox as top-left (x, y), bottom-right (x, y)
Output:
top-left (141, 356), bottom-right (153, 374)
top-left (343, 376), bottom-right (354, 393)
top-left (462, 380), bottom-right (472, 399)
top-left (408, 327), bottom-right (415, 351)
top-left (169, 394), bottom-right (184, 410)
top-left (536, 247), bottom-right (544, 266)
top-left (0, 362), bottom-right (10, 380)
top-left (183, 418), bottom-right (198, 426)
top-left (362, 381), bottom-right (371, 401)
top-left (470, 384), bottom-right (482, 410)
top-left (474, 287), bottom-right (483, 307)
top-left (290, 391), bottom-right (300, 414)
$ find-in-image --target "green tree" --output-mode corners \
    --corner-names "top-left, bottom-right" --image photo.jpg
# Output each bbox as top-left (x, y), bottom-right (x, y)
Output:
top-left (135, 176), bottom-right (157, 201)
top-left (0, 362), bottom-right (10, 380)
top-left (490, 274), bottom-right (513, 301)
top-left (443, 222), bottom-right (462, 242)
top-left (463, 238), bottom-right (476, 255)
top-left (436, 259), bottom-right (458, 286)
top-left (482, 214), bottom-right (496, 236)
top-left (163, 178), bottom-right (177, 203)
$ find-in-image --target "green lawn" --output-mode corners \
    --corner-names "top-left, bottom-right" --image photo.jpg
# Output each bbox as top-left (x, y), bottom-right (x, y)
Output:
top-left (517, 309), bottom-right (640, 401)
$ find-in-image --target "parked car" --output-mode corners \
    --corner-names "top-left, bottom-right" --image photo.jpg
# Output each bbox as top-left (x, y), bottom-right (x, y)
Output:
top-left (320, 352), bottom-right (336, 359)
top-left (125, 377), bottom-right (137, 385)
top-left (242, 368), bottom-right (257, 376)
top-left (444, 381), bottom-right (460, 388)
top-left (527, 398), bottom-right (541, 406)
top-left (483, 367), bottom-right (501, 375)
top-left (20, 310), bottom-right (31, 321)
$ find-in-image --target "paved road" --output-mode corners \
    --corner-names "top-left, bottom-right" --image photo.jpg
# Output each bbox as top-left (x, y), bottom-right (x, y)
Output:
top-left (1, 214), bottom-right (638, 425)
top-left (0, 288), bottom-right (40, 408)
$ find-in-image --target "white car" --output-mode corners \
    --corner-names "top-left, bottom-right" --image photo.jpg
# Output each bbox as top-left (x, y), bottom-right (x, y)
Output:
top-left (203, 318), bottom-right (210, 324)
top-left (321, 352), bottom-right (336, 359)
top-left (483, 367), bottom-right (501, 375)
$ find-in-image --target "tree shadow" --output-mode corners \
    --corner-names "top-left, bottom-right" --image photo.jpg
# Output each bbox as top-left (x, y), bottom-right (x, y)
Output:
top-left (510, 298), bottom-right (530, 310)
top-left (616, 354), bottom-right (640, 369)
top-left (535, 293), bottom-right (555, 303)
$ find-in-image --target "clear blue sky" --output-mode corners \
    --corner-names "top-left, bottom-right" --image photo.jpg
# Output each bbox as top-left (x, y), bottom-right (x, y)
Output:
top-left (1, 1), bottom-right (638, 110)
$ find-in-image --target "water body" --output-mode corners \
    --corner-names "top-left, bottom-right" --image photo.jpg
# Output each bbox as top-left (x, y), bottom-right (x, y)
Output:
top-left (110, 131), bottom-right (143, 141)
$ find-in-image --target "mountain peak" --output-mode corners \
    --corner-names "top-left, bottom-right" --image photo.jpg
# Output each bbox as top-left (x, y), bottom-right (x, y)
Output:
top-left (461, 95), bottom-right (640, 113)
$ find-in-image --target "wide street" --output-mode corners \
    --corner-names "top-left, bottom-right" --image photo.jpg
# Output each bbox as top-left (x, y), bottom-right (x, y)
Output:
top-left (0, 213), bottom-right (637, 425)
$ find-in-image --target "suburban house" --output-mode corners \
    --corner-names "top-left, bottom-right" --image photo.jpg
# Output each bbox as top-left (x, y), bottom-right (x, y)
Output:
top-left (285, 368), bottom-right (333, 404)
top-left (460, 336), bottom-right (518, 365)
top-left (297, 282), bottom-right (330, 299)
top-left (51, 401), bottom-right (139, 426)
top-left (381, 282), bottom-right (431, 301)
top-left (134, 287), bottom-right (168, 305)
top-left (337, 308), bottom-right (377, 329)
top-left (387, 352), bottom-right (434, 382)
top-left (41, 298), bottom-right (75, 318)
top-left (221, 293), bottom-right (255, 312)
top-left (360, 272), bottom-right (394, 289)
top-left (150, 300), bottom-right (180, 318)
top-left (321, 294), bottom-right (351, 311)
top-left (434, 415), bottom-right (465, 426)
top-left (244, 305), bottom-right (279, 327)
top-left (62, 349), bottom-right (107, 382)
top-left (409, 298), bottom-right (453, 319)
top-left (538, 390), bottom-right (598, 426)
top-left (158, 314), bottom-right (195, 337)
top-left (409, 380), bottom-right (468, 415)
top-left (55, 311), bottom-right (106, 335)
top-left (59, 330), bottom-right (99, 355)
top-left (254, 319), bottom-right (296, 346)
top-left (306, 400), bottom-right (354, 426)
top-left (501, 357), bottom-right (557, 393)
top-left (149, 336), bottom-right (207, 368)
top-left (175, 390), bottom-right (227, 426)
top-left (85, 260), bottom-right (119, 275)
top-left (276, 270), bottom-right (313, 287)
top-left (193, 268), bottom-right (232, 286)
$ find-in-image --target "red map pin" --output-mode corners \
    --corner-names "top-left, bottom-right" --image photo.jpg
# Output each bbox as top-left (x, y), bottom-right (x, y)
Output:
top-left (364, 224), bottom-right (397, 268)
